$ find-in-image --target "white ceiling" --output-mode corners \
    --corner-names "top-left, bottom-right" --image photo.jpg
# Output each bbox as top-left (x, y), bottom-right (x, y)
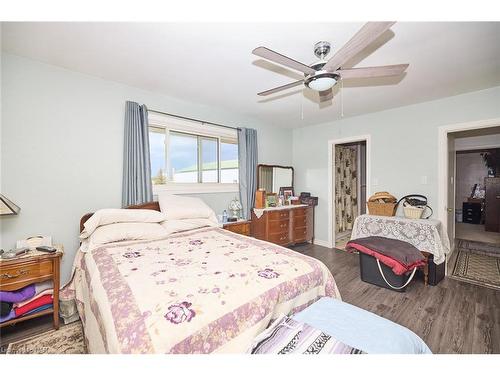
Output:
top-left (2, 22), bottom-right (500, 128)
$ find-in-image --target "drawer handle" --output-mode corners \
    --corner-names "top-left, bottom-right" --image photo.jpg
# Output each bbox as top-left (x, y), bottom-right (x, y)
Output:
top-left (1, 269), bottom-right (29, 279)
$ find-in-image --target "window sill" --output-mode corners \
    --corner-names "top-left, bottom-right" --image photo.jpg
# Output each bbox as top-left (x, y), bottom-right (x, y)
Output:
top-left (153, 183), bottom-right (239, 195)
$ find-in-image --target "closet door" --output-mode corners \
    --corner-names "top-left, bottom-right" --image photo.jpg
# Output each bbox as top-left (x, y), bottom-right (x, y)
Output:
top-left (485, 177), bottom-right (500, 232)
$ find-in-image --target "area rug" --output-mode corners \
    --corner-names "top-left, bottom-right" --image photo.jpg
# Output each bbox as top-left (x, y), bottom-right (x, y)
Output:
top-left (6, 321), bottom-right (86, 354)
top-left (451, 250), bottom-right (500, 290)
top-left (457, 239), bottom-right (500, 258)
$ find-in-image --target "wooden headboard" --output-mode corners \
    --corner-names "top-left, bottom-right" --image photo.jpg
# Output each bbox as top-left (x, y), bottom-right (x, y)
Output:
top-left (79, 201), bottom-right (161, 233)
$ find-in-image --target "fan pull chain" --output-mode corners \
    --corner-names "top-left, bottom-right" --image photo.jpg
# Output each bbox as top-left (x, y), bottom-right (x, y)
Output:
top-left (341, 79), bottom-right (344, 118)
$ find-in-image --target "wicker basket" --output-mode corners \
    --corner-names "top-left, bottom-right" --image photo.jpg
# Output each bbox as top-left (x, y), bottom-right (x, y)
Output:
top-left (403, 205), bottom-right (424, 219)
top-left (367, 201), bottom-right (397, 216)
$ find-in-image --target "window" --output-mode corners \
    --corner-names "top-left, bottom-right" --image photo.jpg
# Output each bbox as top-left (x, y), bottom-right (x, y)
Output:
top-left (220, 139), bottom-right (239, 183)
top-left (149, 127), bottom-right (167, 185)
top-left (148, 112), bottom-right (239, 193)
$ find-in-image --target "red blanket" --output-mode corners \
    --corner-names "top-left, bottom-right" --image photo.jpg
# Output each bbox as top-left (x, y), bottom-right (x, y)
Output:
top-left (346, 237), bottom-right (426, 275)
top-left (14, 294), bottom-right (53, 316)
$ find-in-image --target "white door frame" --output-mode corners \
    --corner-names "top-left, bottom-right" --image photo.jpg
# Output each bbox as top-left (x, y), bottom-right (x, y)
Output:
top-left (437, 117), bottom-right (500, 253)
top-left (328, 135), bottom-right (372, 248)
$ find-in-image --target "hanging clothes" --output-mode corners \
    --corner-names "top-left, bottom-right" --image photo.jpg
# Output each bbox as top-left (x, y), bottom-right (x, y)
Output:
top-left (335, 146), bottom-right (358, 233)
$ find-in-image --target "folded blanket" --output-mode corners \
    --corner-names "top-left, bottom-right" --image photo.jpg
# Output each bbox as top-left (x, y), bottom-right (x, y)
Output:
top-left (0, 280), bottom-right (53, 303)
top-left (14, 294), bottom-right (53, 317)
top-left (346, 236), bottom-right (426, 275)
top-left (14, 289), bottom-right (53, 308)
top-left (0, 284), bottom-right (35, 303)
top-left (0, 303), bottom-right (54, 324)
top-left (1, 301), bottom-right (13, 317)
top-left (23, 303), bottom-right (53, 316)
top-left (248, 315), bottom-right (364, 354)
top-left (0, 309), bottom-right (15, 323)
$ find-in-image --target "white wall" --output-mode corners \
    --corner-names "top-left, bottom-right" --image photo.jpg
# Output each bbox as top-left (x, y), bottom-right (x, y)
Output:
top-left (293, 86), bottom-right (500, 244)
top-left (1, 54), bottom-right (293, 283)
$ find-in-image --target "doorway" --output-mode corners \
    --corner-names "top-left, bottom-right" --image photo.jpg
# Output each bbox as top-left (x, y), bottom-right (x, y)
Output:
top-left (440, 121), bottom-right (500, 288)
top-left (330, 138), bottom-right (368, 250)
top-left (455, 148), bottom-right (500, 245)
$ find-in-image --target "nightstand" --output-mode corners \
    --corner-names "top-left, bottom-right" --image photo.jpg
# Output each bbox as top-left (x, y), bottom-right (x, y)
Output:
top-left (0, 245), bottom-right (63, 330)
top-left (223, 220), bottom-right (251, 236)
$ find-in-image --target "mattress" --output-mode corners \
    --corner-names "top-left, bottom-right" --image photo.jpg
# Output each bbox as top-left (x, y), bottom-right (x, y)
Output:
top-left (66, 227), bottom-right (339, 353)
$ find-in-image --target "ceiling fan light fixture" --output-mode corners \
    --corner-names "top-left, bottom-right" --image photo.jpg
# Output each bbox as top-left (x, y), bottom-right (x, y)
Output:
top-left (305, 72), bottom-right (339, 92)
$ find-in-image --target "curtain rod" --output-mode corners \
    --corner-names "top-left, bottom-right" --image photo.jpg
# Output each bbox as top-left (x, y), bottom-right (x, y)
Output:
top-left (148, 109), bottom-right (240, 131)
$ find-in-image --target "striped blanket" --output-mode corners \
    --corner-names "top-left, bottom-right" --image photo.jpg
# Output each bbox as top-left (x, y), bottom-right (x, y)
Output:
top-left (249, 315), bottom-right (364, 354)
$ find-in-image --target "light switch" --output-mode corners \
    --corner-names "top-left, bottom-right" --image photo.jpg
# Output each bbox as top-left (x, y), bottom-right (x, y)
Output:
top-left (421, 176), bottom-right (428, 185)
top-left (373, 178), bottom-right (379, 186)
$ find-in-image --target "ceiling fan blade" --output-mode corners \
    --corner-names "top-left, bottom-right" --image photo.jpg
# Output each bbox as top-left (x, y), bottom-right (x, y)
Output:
top-left (319, 89), bottom-right (333, 102)
top-left (257, 80), bottom-right (304, 96)
top-left (253, 46), bottom-right (316, 75)
top-left (323, 22), bottom-right (396, 73)
top-left (337, 64), bottom-right (409, 79)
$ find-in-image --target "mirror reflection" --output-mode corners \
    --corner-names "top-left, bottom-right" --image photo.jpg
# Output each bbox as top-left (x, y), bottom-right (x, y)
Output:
top-left (257, 165), bottom-right (294, 194)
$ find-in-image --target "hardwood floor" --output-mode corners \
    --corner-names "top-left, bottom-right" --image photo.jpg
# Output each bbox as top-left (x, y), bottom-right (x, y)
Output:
top-left (292, 243), bottom-right (500, 354)
top-left (1, 244), bottom-right (499, 354)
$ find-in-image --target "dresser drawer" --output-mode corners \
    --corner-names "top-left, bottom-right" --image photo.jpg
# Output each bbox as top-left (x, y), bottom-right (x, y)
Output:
top-left (268, 219), bottom-right (289, 234)
top-left (293, 227), bottom-right (307, 242)
top-left (268, 210), bottom-right (290, 221)
top-left (293, 207), bottom-right (308, 217)
top-left (0, 259), bottom-right (53, 290)
top-left (268, 232), bottom-right (290, 246)
top-left (293, 215), bottom-right (309, 228)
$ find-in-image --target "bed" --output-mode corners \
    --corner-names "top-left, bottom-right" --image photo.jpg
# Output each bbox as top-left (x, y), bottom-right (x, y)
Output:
top-left (62, 201), bottom-right (339, 354)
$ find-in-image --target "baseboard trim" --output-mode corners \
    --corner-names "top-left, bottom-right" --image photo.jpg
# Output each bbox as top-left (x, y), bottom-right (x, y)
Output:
top-left (312, 239), bottom-right (332, 248)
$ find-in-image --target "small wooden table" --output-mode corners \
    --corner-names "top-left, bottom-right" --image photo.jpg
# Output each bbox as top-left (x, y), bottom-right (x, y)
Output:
top-left (223, 220), bottom-right (251, 236)
top-left (0, 245), bottom-right (63, 330)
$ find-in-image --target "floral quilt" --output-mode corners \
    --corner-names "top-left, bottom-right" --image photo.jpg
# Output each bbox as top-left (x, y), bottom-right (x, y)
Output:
top-left (70, 227), bottom-right (340, 353)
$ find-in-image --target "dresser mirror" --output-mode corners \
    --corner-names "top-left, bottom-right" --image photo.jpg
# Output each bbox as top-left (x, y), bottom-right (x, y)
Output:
top-left (257, 164), bottom-right (294, 194)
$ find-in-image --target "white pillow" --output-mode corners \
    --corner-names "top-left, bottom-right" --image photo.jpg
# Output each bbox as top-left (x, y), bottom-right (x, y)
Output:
top-left (81, 208), bottom-right (166, 239)
top-left (158, 193), bottom-right (218, 222)
top-left (88, 222), bottom-right (167, 246)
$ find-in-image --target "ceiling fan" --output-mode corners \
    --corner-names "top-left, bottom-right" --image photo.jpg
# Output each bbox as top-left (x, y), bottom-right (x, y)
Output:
top-left (253, 22), bottom-right (408, 102)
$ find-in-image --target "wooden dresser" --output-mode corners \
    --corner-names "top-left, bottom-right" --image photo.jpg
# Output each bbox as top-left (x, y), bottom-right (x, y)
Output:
top-left (251, 205), bottom-right (313, 247)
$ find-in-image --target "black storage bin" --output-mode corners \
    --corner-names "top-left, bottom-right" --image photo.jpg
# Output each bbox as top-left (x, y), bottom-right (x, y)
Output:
top-left (427, 254), bottom-right (445, 286)
top-left (359, 252), bottom-right (410, 292)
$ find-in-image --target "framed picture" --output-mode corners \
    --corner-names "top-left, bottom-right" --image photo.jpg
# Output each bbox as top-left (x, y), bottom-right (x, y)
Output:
top-left (279, 186), bottom-right (294, 202)
top-left (279, 186), bottom-right (294, 196)
top-left (266, 193), bottom-right (278, 207)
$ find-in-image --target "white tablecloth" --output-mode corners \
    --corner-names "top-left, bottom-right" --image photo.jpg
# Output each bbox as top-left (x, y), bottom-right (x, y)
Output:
top-left (350, 214), bottom-right (450, 264)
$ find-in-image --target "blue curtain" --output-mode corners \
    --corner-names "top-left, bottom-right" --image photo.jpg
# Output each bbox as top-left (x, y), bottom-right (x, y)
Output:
top-left (238, 128), bottom-right (258, 220)
top-left (122, 101), bottom-right (153, 207)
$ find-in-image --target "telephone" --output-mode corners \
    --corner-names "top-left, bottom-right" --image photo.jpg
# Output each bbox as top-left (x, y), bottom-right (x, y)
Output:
top-left (16, 235), bottom-right (52, 250)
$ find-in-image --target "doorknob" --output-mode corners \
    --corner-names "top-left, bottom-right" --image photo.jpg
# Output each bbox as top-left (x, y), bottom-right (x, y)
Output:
top-left (447, 208), bottom-right (453, 213)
